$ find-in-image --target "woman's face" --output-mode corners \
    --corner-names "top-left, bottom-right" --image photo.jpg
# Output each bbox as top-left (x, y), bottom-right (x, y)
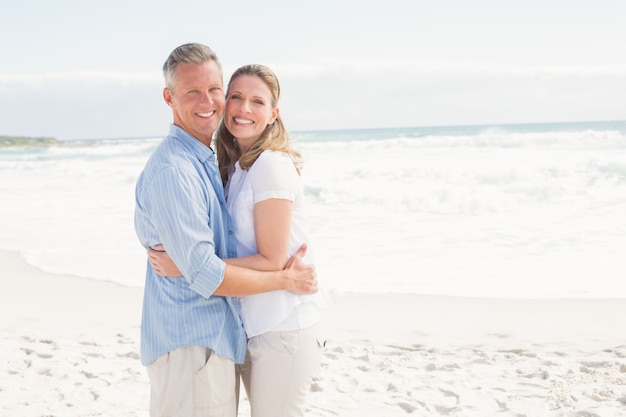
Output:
top-left (224, 74), bottom-right (278, 153)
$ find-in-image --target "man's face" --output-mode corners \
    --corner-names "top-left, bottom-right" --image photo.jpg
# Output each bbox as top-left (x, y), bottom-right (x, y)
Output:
top-left (163, 60), bottom-right (225, 146)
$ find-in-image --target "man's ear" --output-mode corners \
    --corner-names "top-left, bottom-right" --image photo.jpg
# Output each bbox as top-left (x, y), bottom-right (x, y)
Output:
top-left (163, 88), bottom-right (173, 107)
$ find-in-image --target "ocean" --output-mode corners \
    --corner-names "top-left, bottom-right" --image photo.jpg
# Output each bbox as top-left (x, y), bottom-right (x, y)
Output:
top-left (1, 120), bottom-right (625, 299)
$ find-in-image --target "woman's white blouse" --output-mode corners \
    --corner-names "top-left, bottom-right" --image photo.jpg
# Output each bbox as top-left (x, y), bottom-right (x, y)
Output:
top-left (226, 150), bottom-right (325, 337)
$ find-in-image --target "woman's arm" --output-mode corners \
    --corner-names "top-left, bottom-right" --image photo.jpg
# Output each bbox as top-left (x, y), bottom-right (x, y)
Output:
top-left (148, 197), bottom-right (293, 275)
top-left (227, 198), bottom-right (293, 271)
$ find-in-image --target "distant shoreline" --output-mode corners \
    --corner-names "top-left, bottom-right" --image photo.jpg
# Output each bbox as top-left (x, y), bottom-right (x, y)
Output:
top-left (5, 119), bottom-right (625, 144)
top-left (0, 136), bottom-right (59, 147)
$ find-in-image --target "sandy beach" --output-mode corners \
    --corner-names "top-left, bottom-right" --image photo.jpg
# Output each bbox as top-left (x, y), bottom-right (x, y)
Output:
top-left (2, 248), bottom-right (626, 417)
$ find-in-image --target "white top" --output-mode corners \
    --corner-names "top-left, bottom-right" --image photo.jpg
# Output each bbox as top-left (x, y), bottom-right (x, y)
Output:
top-left (226, 150), bottom-right (326, 337)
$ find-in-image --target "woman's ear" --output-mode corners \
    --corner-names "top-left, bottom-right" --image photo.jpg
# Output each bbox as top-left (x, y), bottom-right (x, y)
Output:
top-left (269, 106), bottom-right (280, 125)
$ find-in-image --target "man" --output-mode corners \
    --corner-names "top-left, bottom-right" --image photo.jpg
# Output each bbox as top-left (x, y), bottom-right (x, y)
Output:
top-left (134, 43), bottom-right (317, 417)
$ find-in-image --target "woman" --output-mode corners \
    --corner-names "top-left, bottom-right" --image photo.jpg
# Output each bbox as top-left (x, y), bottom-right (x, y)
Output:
top-left (150, 64), bottom-right (326, 417)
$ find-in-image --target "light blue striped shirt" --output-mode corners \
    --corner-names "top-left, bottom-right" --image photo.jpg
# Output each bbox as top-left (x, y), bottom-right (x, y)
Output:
top-left (134, 124), bottom-right (246, 366)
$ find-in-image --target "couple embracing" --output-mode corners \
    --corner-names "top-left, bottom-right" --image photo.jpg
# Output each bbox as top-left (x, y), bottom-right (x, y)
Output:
top-left (134, 43), bottom-right (327, 417)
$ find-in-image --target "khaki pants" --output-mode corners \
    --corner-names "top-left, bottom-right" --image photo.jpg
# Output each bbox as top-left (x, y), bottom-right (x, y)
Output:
top-left (239, 324), bottom-right (325, 417)
top-left (147, 346), bottom-right (237, 417)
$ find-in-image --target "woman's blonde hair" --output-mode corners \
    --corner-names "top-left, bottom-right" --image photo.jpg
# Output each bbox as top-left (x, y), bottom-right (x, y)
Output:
top-left (216, 64), bottom-right (302, 186)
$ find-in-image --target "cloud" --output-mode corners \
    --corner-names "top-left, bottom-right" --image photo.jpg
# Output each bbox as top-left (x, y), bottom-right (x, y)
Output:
top-left (273, 60), bottom-right (626, 130)
top-left (0, 71), bottom-right (167, 140)
top-left (0, 71), bottom-right (162, 91)
top-left (1, 62), bottom-right (624, 139)
top-left (2, 61), bottom-right (625, 92)
top-left (269, 59), bottom-right (626, 78)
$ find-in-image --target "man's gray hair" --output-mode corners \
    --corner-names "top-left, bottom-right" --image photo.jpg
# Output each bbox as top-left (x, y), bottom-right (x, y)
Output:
top-left (163, 43), bottom-right (222, 91)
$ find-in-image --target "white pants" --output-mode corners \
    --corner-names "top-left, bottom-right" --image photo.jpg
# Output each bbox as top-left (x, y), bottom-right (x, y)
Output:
top-left (147, 346), bottom-right (237, 417)
top-left (239, 324), bottom-right (325, 417)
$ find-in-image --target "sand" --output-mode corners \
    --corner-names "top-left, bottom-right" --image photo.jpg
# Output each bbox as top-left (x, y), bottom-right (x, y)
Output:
top-left (2, 249), bottom-right (626, 417)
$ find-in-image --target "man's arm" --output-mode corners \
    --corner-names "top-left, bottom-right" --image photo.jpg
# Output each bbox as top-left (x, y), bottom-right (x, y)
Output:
top-left (148, 243), bottom-right (318, 297)
top-left (214, 244), bottom-right (317, 296)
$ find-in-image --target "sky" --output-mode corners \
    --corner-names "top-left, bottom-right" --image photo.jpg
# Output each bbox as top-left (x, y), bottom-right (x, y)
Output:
top-left (1, 0), bottom-right (624, 140)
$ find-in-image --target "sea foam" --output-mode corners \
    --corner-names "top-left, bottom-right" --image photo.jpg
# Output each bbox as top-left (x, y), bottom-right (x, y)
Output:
top-left (1, 122), bottom-right (625, 298)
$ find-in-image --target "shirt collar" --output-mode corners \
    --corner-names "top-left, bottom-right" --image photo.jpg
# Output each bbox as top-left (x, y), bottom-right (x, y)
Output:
top-left (168, 124), bottom-right (215, 163)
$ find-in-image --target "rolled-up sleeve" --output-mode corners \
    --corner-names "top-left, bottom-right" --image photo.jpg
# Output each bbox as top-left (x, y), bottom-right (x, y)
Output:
top-left (139, 164), bottom-right (226, 298)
